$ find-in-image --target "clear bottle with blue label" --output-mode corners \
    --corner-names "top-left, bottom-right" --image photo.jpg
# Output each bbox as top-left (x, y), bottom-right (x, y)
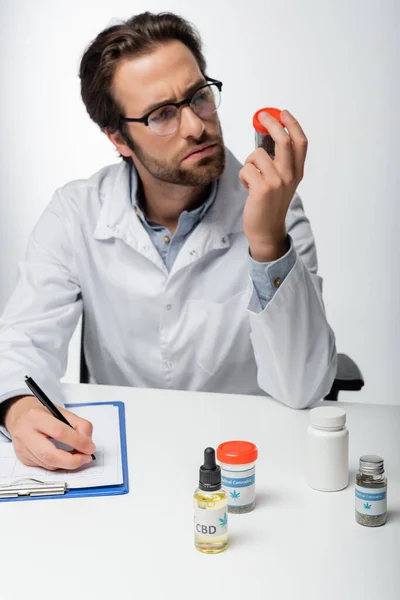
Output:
top-left (355, 455), bottom-right (387, 527)
top-left (217, 441), bottom-right (258, 514)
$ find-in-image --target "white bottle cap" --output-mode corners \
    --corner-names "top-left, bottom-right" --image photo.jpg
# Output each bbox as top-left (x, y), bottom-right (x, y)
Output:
top-left (310, 406), bottom-right (346, 429)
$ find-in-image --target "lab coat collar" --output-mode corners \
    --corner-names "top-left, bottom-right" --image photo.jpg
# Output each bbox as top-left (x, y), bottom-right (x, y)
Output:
top-left (93, 147), bottom-right (246, 253)
top-left (92, 160), bottom-right (133, 242)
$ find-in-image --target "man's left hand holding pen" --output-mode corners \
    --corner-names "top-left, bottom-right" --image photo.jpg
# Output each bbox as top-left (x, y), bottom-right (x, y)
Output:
top-left (1, 396), bottom-right (96, 470)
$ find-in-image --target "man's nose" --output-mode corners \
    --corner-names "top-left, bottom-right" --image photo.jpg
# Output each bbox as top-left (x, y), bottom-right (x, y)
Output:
top-left (179, 105), bottom-right (204, 139)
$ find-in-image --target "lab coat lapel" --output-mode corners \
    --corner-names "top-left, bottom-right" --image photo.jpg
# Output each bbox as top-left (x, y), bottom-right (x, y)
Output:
top-left (92, 148), bottom-right (247, 276)
top-left (92, 161), bottom-right (167, 273)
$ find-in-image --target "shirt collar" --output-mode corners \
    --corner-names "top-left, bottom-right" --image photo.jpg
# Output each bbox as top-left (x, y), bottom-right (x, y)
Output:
top-left (93, 148), bottom-right (247, 243)
top-left (130, 164), bottom-right (218, 233)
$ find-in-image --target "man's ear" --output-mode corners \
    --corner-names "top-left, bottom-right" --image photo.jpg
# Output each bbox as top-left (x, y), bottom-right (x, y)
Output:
top-left (104, 128), bottom-right (132, 158)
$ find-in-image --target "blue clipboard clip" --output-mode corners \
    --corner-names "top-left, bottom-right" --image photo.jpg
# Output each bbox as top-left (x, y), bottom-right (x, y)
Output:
top-left (0, 401), bottom-right (129, 502)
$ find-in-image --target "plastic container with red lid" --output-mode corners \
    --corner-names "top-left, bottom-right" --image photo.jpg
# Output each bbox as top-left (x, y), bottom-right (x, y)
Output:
top-left (253, 107), bottom-right (283, 159)
top-left (217, 441), bottom-right (258, 514)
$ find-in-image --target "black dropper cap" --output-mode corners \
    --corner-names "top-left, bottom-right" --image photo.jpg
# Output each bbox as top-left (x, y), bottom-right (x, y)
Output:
top-left (199, 447), bottom-right (221, 492)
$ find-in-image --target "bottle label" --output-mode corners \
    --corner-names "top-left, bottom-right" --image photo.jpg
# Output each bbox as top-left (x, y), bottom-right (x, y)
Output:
top-left (355, 485), bottom-right (387, 516)
top-left (222, 467), bottom-right (255, 508)
top-left (194, 505), bottom-right (228, 538)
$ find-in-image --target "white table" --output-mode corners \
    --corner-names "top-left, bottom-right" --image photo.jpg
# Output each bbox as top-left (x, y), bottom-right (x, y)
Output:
top-left (1, 384), bottom-right (399, 600)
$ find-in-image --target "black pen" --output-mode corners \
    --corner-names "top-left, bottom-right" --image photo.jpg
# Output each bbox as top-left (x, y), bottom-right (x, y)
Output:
top-left (24, 375), bottom-right (96, 460)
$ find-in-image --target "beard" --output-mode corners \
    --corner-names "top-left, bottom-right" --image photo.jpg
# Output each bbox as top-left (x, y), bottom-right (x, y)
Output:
top-left (122, 127), bottom-right (226, 186)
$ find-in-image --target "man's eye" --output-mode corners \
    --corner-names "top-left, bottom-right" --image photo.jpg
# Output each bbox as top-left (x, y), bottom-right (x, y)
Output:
top-left (192, 90), bottom-right (209, 105)
top-left (151, 107), bottom-right (176, 122)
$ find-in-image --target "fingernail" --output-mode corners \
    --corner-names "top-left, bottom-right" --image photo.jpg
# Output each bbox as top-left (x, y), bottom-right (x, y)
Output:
top-left (258, 111), bottom-right (268, 121)
top-left (281, 109), bottom-right (291, 119)
top-left (84, 456), bottom-right (93, 464)
top-left (88, 442), bottom-right (96, 453)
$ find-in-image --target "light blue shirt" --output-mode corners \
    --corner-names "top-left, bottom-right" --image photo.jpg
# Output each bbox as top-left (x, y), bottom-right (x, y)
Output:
top-left (131, 169), bottom-right (296, 309)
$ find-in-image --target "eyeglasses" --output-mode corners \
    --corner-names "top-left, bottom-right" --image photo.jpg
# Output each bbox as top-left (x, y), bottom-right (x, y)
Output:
top-left (120, 77), bottom-right (222, 137)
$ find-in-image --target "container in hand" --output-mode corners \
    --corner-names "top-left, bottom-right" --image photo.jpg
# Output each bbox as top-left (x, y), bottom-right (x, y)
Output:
top-left (253, 107), bottom-right (283, 159)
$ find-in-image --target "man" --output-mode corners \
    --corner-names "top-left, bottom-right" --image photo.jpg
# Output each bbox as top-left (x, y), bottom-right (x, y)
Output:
top-left (0, 12), bottom-right (337, 470)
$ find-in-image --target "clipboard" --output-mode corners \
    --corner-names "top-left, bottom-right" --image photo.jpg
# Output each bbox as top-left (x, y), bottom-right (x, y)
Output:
top-left (0, 401), bottom-right (129, 502)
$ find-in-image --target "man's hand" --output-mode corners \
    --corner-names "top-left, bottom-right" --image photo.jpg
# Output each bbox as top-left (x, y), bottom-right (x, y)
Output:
top-left (4, 396), bottom-right (96, 471)
top-left (239, 110), bottom-right (308, 262)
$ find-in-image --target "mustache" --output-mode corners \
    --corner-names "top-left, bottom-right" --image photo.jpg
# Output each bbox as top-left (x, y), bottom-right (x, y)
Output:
top-left (180, 134), bottom-right (222, 159)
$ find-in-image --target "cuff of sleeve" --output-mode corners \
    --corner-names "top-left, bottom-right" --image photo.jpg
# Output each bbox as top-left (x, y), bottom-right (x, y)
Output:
top-left (0, 425), bottom-right (11, 441)
top-left (248, 236), bottom-right (296, 309)
top-left (0, 389), bottom-right (35, 441)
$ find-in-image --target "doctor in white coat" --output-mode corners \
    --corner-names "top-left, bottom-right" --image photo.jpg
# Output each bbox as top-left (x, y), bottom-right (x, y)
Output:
top-left (0, 12), bottom-right (336, 470)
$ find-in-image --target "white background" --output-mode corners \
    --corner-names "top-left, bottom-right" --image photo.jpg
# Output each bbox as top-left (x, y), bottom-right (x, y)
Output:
top-left (0, 0), bottom-right (399, 404)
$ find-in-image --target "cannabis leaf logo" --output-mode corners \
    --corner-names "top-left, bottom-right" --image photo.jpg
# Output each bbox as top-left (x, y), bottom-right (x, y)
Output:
top-left (219, 512), bottom-right (227, 528)
top-left (230, 490), bottom-right (241, 500)
top-left (363, 502), bottom-right (372, 510)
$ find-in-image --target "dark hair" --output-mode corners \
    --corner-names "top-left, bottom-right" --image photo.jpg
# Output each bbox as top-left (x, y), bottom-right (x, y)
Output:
top-left (79, 12), bottom-right (207, 162)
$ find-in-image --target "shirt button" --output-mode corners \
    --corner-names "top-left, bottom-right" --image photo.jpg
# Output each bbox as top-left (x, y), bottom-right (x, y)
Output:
top-left (274, 277), bottom-right (282, 288)
top-left (166, 304), bottom-right (172, 311)
top-left (164, 361), bottom-right (172, 369)
top-left (164, 235), bottom-right (170, 244)
top-left (189, 249), bottom-right (196, 256)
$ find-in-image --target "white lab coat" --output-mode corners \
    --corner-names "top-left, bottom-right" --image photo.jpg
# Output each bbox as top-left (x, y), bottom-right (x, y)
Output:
top-left (0, 148), bottom-right (337, 414)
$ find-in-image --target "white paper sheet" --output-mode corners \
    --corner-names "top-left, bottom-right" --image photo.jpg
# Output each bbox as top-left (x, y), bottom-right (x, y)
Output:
top-left (0, 404), bottom-right (123, 489)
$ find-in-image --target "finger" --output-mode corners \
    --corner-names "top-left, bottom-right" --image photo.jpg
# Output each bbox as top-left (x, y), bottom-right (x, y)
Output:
top-left (245, 148), bottom-right (282, 183)
top-left (239, 162), bottom-right (279, 191)
top-left (13, 439), bottom-right (57, 470)
top-left (257, 111), bottom-right (294, 175)
top-left (31, 410), bottom-right (96, 456)
top-left (240, 177), bottom-right (249, 190)
top-left (280, 110), bottom-right (308, 181)
top-left (28, 431), bottom-right (94, 470)
top-left (239, 162), bottom-right (262, 190)
top-left (61, 408), bottom-right (93, 439)
top-left (24, 453), bottom-right (58, 471)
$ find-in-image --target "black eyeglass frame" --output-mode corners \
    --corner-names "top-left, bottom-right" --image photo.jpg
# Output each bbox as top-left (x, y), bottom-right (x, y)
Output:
top-left (119, 77), bottom-right (223, 126)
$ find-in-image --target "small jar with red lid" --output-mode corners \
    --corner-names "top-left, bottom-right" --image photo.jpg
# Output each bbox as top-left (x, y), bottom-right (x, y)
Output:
top-left (253, 107), bottom-right (283, 159)
top-left (216, 441), bottom-right (258, 514)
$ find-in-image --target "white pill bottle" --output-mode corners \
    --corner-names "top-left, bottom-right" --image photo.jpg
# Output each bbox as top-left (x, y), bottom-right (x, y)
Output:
top-left (307, 407), bottom-right (349, 492)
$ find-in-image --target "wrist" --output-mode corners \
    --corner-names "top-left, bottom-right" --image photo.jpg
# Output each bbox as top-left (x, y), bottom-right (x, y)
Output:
top-left (3, 396), bottom-right (35, 432)
top-left (249, 235), bottom-right (289, 262)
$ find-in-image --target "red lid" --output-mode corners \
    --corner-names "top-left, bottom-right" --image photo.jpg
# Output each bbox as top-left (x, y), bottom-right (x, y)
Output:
top-left (253, 107), bottom-right (283, 135)
top-left (217, 440), bottom-right (258, 465)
